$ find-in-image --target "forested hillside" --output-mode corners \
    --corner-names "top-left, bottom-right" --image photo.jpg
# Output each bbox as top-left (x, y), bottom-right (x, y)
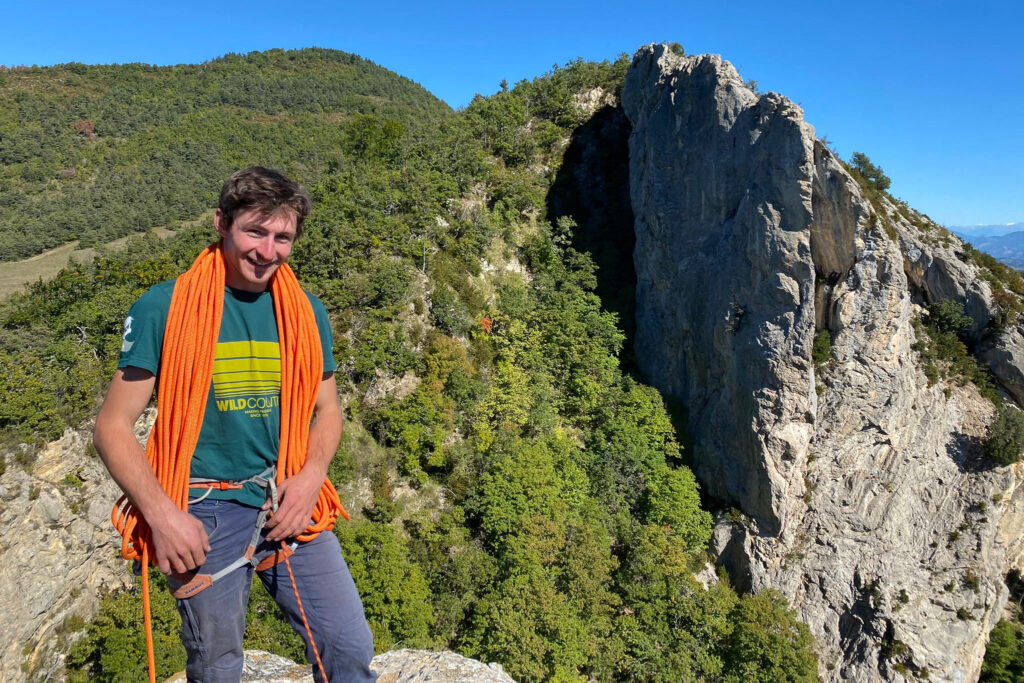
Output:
top-left (0, 52), bottom-right (824, 681)
top-left (0, 48), bottom-right (449, 260)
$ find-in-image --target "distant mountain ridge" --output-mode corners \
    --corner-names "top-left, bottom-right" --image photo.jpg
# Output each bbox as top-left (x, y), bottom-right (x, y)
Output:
top-left (950, 222), bottom-right (1024, 239)
top-left (951, 224), bottom-right (1024, 269)
top-left (958, 231), bottom-right (1024, 269)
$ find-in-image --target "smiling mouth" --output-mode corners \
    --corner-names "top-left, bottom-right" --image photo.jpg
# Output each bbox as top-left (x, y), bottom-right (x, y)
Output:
top-left (247, 257), bottom-right (275, 268)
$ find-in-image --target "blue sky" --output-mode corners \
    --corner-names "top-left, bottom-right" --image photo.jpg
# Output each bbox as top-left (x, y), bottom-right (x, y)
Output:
top-left (2, 1), bottom-right (1021, 227)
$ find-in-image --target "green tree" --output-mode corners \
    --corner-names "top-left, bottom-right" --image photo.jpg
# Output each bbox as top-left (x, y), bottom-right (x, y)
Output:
top-left (722, 590), bottom-right (820, 683)
top-left (335, 519), bottom-right (434, 651)
top-left (928, 299), bottom-right (973, 335)
top-left (984, 404), bottom-right (1024, 465)
top-left (981, 620), bottom-right (1024, 683)
top-left (849, 152), bottom-right (892, 191)
top-left (644, 466), bottom-right (713, 553)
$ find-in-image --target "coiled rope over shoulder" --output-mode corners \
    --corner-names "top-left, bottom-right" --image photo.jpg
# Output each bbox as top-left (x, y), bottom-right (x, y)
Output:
top-left (110, 242), bottom-right (347, 682)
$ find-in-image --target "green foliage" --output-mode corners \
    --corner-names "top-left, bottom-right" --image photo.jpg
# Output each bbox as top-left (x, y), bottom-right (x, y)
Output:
top-left (982, 620), bottom-right (1024, 683)
top-left (607, 520), bottom-right (736, 681)
top-left (929, 299), bottom-right (974, 335)
top-left (722, 590), bottom-right (821, 683)
top-left (644, 466), bottom-right (713, 553)
top-left (0, 350), bottom-right (64, 439)
top-left (65, 572), bottom-right (186, 682)
top-left (65, 571), bottom-right (310, 682)
top-left (963, 244), bottom-right (1024, 298)
top-left (961, 244), bottom-right (1024, 330)
top-left (242, 580), bottom-right (309, 663)
top-left (811, 330), bottom-right (831, 366)
top-left (404, 507), bottom-right (497, 646)
top-left (984, 404), bottom-right (1024, 465)
top-left (343, 115), bottom-right (406, 162)
top-left (0, 234), bottom-right (184, 442)
top-left (911, 300), bottom-right (999, 404)
top-left (0, 49), bottom-right (450, 261)
top-left (848, 152), bottom-right (891, 192)
top-left (335, 519), bottom-right (434, 651)
top-left (367, 336), bottom-right (477, 482)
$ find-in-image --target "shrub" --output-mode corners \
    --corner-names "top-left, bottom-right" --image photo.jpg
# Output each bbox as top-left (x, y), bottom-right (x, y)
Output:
top-left (984, 405), bottom-right (1024, 465)
top-left (65, 571), bottom-right (186, 682)
top-left (912, 301), bottom-right (999, 405)
top-left (928, 300), bottom-right (973, 335)
top-left (812, 330), bottom-right (832, 365)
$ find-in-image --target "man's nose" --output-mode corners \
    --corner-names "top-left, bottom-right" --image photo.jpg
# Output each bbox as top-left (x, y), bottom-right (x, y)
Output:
top-left (255, 237), bottom-right (276, 262)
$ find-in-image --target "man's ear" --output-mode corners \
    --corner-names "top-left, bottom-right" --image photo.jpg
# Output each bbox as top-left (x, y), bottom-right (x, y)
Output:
top-left (214, 209), bottom-right (229, 238)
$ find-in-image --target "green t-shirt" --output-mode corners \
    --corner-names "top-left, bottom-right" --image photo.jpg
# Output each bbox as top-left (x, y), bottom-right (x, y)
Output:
top-left (118, 278), bottom-right (337, 507)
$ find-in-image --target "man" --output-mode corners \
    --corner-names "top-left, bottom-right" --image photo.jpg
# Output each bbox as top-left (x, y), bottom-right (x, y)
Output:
top-left (94, 167), bottom-right (376, 682)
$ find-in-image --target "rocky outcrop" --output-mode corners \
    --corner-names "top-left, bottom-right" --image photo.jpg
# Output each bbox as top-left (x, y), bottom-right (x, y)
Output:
top-left (0, 424), bottom-right (136, 682)
top-left (165, 649), bottom-right (517, 682)
top-left (624, 46), bottom-right (820, 534)
top-left (624, 43), bottom-right (1024, 682)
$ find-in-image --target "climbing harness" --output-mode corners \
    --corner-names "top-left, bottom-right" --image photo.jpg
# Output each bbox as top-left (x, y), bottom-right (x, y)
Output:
top-left (169, 466), bottom-right (296, 600)
top-left (110, 242), bottom-right (347, 683)
top-left (168, 465), bottom-right (328, 682)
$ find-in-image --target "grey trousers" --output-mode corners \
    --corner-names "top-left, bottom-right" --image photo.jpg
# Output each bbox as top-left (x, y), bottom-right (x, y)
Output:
top-left (169, 499), bottom-right (376, 682)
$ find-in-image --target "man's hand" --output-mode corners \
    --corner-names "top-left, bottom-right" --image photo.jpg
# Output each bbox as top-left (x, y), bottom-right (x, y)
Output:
top-left (263, 467), bottom-right (324, 542)
top-left (94, 366), bottom-right (211, 574)
top-left (262, 372), bottom-right (342, 542)
top-left (149, 503), bottom-right (211, 574)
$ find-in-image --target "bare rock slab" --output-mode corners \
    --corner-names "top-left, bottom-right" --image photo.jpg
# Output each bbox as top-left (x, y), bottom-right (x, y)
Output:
top-left (165, 649), bottom-right (517, 683)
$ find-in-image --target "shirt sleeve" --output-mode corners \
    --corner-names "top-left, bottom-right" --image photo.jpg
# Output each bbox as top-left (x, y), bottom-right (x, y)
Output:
top-left (307, 293), bottom-right (338, 374)
top-left (118, 281), bottom-right (173, 376)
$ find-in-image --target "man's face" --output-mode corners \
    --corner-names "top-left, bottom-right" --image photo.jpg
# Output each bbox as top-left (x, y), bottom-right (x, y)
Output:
top-left (215, 207), bottom-right (297, 292)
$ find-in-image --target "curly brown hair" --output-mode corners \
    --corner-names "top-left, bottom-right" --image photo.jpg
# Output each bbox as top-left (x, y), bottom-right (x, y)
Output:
top-left (218, 166), bottom-right (312, 237)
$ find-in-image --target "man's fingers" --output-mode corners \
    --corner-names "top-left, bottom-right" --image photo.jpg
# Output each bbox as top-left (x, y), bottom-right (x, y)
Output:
top-left (265, 509), bottom-right (303, 541)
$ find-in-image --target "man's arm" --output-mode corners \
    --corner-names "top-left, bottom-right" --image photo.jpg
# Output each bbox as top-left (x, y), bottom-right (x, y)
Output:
top-left (263, 371), bottom-right (343, 541)
top-left (94, 366), bottom-right (210, 573)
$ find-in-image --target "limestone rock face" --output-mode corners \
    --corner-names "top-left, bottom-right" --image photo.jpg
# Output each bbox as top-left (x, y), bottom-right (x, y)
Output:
top-left (164, 649), bottom-right (518, 683)
top-left (624, 43), bottom-right (1024, 682)
top-left (624, 46), bottom-right (819, 534)
top-left (0, 424), bottom-right (135, 682)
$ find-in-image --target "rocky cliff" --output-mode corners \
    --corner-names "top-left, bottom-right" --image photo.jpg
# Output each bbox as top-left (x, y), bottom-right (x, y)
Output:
top-left (0, 424), bottom-right (136, 682)
top-left (623, 43), bottom-right (1024, 682)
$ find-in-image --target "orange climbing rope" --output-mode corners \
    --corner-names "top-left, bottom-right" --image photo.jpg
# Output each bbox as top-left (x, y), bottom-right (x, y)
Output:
top-left (111, 242), bottom-right (347, 683)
